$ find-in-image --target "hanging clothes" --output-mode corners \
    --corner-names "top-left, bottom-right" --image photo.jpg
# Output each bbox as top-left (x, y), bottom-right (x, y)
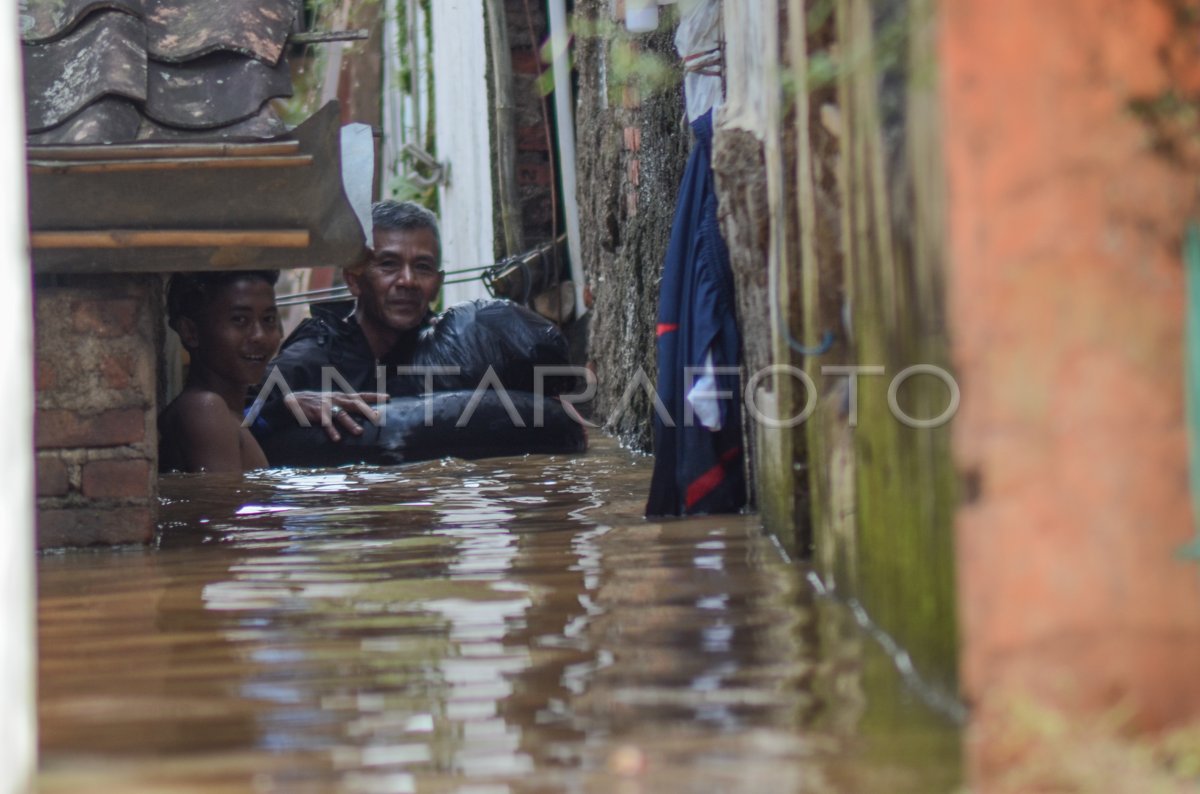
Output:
top-left (645, 109), bottom-right (746, 517)
top-left (675, 0), bottom-right (723, 124)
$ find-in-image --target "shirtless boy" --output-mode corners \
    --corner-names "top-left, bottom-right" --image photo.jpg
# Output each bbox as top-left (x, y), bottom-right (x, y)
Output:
top-left (159, 271), bottom-right (282, 473)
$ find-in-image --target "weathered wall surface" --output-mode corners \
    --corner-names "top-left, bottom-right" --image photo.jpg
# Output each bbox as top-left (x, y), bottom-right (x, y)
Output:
top-left (574, 0), bottom-right (689, 449)
top-left (826, 0), bottom-right (959, 690)
top-left (710, 126), bottom-right (772, 511)
top-left (715, 0), bottom-right (813, 548)
top-left (795, 0), bottom-right (856, 596)
top-left (34, 275), bottom-right (160, 548)
top-left (941, 0), bottom-right (1200, 779)
top-left (714, 0), bottom-right (958, 685)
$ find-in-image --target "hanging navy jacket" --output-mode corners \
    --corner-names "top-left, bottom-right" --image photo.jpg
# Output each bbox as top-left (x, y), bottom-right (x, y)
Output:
top-left (646, 110), bottom-right (746, 517)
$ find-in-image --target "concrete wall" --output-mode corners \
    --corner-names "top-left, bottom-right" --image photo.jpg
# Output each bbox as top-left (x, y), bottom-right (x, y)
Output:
top-left (942, 0), bottom-right (1200, 778)
top-left (34, 275), bottom-right (161, 548)
top-left (433, 0), bottom-right (496, 305)
top-left (714, 0), bottom-right (960, 679)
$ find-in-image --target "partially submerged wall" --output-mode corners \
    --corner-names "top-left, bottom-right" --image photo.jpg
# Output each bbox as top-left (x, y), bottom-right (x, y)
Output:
top-left (823, 0), bottom-right (959, 690)
top-left (715, 0), bottom-right (958, 684)
top-left (714, 0), bottom-right (813, 552)
top-left (574, 0), bottom-right (688, 449)
top-left (34, 275), bottom-right (161, 547)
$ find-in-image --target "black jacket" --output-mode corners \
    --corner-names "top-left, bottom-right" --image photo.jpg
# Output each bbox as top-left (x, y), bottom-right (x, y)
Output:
top-left (249, 298), bottom-right (574, 442)
top-left (249, 301), bottom-right (431, 438)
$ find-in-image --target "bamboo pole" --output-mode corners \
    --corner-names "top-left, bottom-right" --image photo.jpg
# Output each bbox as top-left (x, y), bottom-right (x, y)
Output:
top-left (547, 0), bottom-right (588, 317)
top-left (407, 0), bottom-right (422, 150)
top-left (31, 229), bottom-right (311, 249)
top-left (483, 0), bottom-right (525, 257)
top-left (26, 140), bottom-right (301, 161)
top-left (289, 28), bottom-right (369, 44)
top-left (28, 154), bottom-right (313, 175)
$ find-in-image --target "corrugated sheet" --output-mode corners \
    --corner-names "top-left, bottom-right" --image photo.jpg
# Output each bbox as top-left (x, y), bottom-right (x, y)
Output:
top-left (22, 0), bottom-right (299, 143)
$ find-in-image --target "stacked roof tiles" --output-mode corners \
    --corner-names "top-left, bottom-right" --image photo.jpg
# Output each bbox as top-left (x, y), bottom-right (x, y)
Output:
top-left (21, 0), bottom-right (300, 144)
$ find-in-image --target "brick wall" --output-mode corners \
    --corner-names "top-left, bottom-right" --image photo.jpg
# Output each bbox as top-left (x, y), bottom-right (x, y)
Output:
top-left (34, 275), bottom-right (161, 548)
top-left (504, 0), bottom-right (556, 249)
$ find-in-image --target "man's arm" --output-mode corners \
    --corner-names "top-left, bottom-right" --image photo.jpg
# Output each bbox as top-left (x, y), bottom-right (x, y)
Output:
top-left (281, 390), bottom-right (387, 442)
top-left (250, 321), bottom-right (387, 442)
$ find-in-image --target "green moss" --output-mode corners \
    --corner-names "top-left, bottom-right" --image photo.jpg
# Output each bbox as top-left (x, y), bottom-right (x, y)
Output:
top-left (798, 0), bottom-right (958, 694)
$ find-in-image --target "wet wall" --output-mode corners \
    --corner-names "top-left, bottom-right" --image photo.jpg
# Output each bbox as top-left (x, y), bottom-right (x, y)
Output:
top-left (714, 0), bottom-right (958, 699)
top-left (941, 0), bottom-right (1200, 780)
top-left (573, 0), bottom-right (689, 450)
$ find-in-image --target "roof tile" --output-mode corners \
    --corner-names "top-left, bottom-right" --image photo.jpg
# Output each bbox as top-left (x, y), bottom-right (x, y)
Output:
top-left (137, 103), bottom-right (288, 140)
top-left (27, 96), bottom-right (143, 144)
top-left (23, 11), bottom-right (147, 132)
top-left (20, 0), bottom-right (141, 43)
top-left (146, 0), bottom-right (298, 65)
top-left (143, 51), bottom-right (292, 129)
top-left (23, 0), bottom-right (301, 142)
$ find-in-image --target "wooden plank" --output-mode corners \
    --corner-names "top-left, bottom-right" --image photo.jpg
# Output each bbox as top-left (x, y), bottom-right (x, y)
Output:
top-left (762, 0), bottom-right (802, 554)
top-left (28, 155), bottom-right (313, 175)
top-left (26, 141), bottom-right (301, 162)
top-left (30, 230), bottom-right (311, 249)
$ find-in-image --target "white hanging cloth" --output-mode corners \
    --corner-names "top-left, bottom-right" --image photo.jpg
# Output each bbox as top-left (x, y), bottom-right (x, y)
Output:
top-left (674, 0), bottom-right (723, 123)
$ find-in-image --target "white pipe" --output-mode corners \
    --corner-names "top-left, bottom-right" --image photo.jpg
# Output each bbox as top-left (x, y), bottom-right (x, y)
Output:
top-left (0, 2), bottom-right (36, 792)
top-left (381, 0), bottom-right (403, 183)
top-left (547, 0), bottom-right (588, 318)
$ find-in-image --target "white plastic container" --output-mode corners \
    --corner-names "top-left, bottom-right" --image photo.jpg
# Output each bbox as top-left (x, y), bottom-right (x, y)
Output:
top-left (625, 0), bottom-right (659, 33)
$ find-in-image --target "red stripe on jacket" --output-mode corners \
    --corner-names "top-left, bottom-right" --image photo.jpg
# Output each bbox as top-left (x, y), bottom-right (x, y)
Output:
top-left (684, 446), bottom-right (742, 510)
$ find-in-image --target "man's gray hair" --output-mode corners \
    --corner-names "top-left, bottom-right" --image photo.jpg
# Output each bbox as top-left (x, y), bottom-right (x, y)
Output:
top-left (372, 200), bottom-right (441, 266)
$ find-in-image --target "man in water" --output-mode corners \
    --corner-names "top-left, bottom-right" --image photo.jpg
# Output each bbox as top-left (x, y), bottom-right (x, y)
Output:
top-left (249, 200), bottom-right (445, 443)
top-left (159, 270), bottom-right (283, 472)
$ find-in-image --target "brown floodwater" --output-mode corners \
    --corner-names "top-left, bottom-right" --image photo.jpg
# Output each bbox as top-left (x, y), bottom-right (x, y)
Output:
top-left (37, 437), bottom-right (960, 793)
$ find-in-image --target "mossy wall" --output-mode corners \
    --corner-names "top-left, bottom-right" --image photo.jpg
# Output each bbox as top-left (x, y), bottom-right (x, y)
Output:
top-left (573, 1), bottom-right (689, 449)
top-left (793, 0), bottom-right (958, 690)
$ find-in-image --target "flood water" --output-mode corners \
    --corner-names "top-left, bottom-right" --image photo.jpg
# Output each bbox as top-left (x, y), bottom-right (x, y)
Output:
top-left (37, 437), bottom-right (960, 792)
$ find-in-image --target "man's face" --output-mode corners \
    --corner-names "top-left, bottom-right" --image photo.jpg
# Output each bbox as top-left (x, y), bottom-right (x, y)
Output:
top-left (347, 227), bottom-right (443, 334)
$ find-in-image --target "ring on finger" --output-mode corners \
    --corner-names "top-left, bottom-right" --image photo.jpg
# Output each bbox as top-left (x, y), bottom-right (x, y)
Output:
top-left (330, 405), bottom-right (344, 417)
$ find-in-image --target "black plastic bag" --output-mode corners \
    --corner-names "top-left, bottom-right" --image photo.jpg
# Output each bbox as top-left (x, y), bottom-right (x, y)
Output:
top-left (258, 390), bottom-right (587, 467)
top-left (389, 299), bottom-right (575, 396)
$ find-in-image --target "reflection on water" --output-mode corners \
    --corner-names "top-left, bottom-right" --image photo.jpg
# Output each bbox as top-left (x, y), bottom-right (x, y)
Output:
top-left (38, 437), bottom-right (959, 792)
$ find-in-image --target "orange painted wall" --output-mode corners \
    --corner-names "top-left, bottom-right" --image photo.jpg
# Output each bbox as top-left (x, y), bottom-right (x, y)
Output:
top-left (941, 0), bottom-right (1200, 778)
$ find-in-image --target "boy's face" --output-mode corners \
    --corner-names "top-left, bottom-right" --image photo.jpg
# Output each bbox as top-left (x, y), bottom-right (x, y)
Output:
top-left (181, 278), bottom-right (281, 388)
top-left (346, 227), bottom-right (443, 335)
